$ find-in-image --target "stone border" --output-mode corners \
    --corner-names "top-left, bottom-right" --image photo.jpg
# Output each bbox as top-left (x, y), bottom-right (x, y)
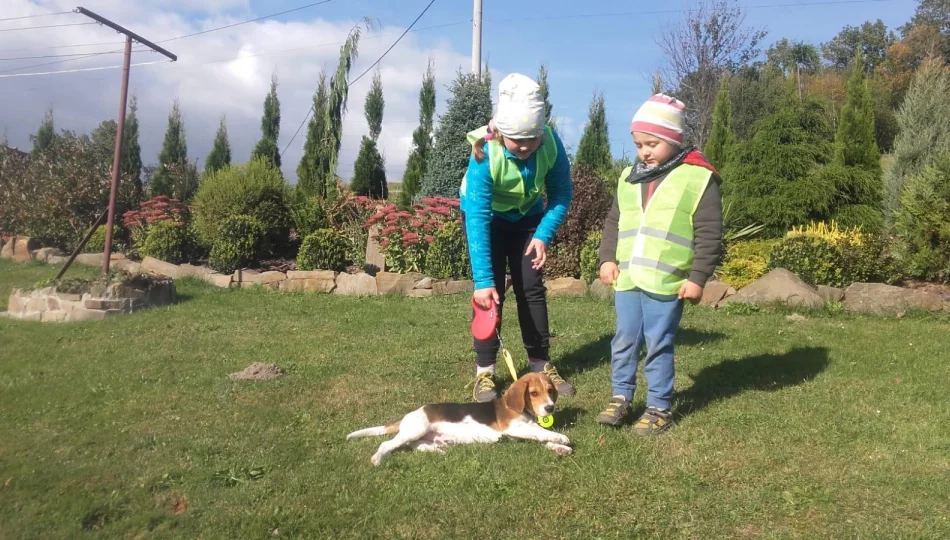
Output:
top-left (8, 235), bottom-right (945, 314)
top-left (5, 278), bottom-right (176, 322)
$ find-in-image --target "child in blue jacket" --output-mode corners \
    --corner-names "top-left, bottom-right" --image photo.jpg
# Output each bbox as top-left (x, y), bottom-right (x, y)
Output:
top-left (460, 73), bottom-right (574, 402)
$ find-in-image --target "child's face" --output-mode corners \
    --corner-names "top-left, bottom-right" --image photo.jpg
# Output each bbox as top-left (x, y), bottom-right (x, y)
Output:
top-left (633, 132), bottom-right (678, 168)
top-left (502, 136), bottom-right (542, 160)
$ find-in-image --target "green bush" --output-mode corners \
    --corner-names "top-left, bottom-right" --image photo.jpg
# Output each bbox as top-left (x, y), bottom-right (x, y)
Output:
top-left (85, 226), bottom-right (107, 252)
top-left (579, 230), bottom-right (602, 284)
top-left (424, 220), bottom-right (470, 279)
top-left (892, 157), bottom-right (950, 281)
top-left (192, 158), bottom-right (291, 254)
top-left (718, 239), bottom-right (779, 289)
top-left (139, 220), bottom-right (191, 264)
top-left (768, 236), bottom-right (845, 287)
top-left (297, 229), bottom-right (348, 272)
top-left (208, 215), bottom-right (264, 274)
top-left (839, 234), bottom-right (901, 285)
top-left (289, 191), bottom-right (329, 240)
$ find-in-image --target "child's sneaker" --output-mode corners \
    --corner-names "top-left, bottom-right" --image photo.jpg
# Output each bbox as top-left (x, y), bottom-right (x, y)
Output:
top-left (632, 407), bottom-right (673, 435)
top-left (472, 372), bottom-right (498, 402)
top-left (596, 396), bottom-right (631, 426)
top-left (540, 362), bottom-right (575, 397)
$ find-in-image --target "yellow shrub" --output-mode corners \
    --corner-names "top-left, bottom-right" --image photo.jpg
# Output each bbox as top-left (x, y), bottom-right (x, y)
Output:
top-left (717, 239), bottom-right (779, 289)
top-left (787, 220), bottom-right (864, 247)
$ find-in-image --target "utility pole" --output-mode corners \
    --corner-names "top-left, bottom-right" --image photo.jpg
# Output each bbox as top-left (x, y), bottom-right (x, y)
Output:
top-left (73, 7), bottom-right (177, 277)
top-left (472, 0), bottom-right (482, 77)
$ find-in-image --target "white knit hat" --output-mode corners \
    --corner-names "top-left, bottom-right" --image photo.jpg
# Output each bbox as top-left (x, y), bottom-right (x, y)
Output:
top-left (493, 73), bottom-right (545, 139)
top-left (630, 94), bottom-right (686, 146)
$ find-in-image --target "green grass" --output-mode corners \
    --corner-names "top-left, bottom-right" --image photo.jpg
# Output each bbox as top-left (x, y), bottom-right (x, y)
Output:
top-left (1, 258), bottom-right (949, 538)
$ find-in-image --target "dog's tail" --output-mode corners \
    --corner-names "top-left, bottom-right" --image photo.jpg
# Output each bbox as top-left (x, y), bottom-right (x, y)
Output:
top-left (346, 421), bottom-right (400, 439)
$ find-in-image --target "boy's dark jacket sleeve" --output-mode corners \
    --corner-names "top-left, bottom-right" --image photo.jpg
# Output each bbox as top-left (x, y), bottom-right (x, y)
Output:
top-left (598, 151), bottom-right (723, 288)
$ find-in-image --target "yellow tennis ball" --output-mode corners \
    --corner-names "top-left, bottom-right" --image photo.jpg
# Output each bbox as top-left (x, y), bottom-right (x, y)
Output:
top-left (538, 415), bottom-right (554, 428)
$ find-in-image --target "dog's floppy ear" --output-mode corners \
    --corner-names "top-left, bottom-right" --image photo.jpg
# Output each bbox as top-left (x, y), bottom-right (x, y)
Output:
top-left (503, 376), bottom-right (528, 413)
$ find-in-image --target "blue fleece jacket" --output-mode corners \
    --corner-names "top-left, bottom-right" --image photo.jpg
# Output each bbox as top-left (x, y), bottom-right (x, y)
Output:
top-left (460, 130), bottom-right (573, 290)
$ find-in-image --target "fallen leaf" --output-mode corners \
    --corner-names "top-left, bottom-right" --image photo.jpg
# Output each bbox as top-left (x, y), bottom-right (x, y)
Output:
top-left (2, 478), bottom-right (11, 487)
top-left (171, 494), bottom-right (187, 515)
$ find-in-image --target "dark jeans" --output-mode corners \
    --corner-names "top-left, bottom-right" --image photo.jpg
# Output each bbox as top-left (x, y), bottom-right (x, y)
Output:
top-left (463, 212), bottom-right (550, 367)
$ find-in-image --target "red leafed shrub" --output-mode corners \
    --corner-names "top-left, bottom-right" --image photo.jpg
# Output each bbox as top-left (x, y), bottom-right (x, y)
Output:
top-left (547, 164), bottom-right (612, 279)
top-left (365, 197), bottom-right (462, 273)
top-left (122, 196), bottom-right (190, 257)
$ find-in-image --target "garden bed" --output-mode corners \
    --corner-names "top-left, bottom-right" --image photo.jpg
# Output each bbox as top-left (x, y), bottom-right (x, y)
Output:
top-left (5, 270), bottom-right (175, 322)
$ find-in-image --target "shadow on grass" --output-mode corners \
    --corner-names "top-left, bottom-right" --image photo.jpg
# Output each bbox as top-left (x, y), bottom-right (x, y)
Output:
top-left (556, 328), bottom-right (727, 378)
top-left (675, 346), bottom-right (830, 419)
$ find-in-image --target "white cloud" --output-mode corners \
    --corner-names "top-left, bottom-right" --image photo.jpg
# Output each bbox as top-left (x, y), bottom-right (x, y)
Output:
top-left (0, 0), bottom-right (481, 183)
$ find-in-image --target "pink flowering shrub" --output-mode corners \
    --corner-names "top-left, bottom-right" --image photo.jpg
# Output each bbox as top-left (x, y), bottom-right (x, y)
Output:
top-left (365, 197), bottom-right (462, 273)
top-left (122, 196), bottom-right (190, 255)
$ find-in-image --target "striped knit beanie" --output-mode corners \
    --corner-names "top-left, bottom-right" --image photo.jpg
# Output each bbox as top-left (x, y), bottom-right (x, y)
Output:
top-left (630, 94), bottom-right (686, 146)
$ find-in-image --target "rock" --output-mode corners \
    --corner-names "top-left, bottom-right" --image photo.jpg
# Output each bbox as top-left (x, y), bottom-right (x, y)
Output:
top-left (7, 291), bottom-right (27, 314)
top-left (786, 313), bottom-right (807, 322)
top-left (843, 283), bottom-right (945, 314)
top-left (432, 280), bottom-right (474, 296)
top-left (3, 236), bottom-right (40, 263)
top-left (68, 307), bottom-right (107, 322)
top-left (47, 255), bottom-right (68, 265)
top-left (817, 285), bottom-right (845, 303)
top-left (364, 224), bottom-right (386, 273)
top-left (376, 272), bottom-right (425, 295)
top-left (54, 291), bottom-right (82, 302)
top-left (722, 268), bottom-right (823, 308)
top-left (547, 277), bottom-right (588, 298)
top-left (201, 273), bottom-right (233, 288)
top-left (32, 247), bottom-right (64, 263)
top-left (407, 289), bottom-right (433, 298)
top-left (232, 269), bottom-right (260, 284)
top-left (287, 270), bottom-right (337, 281)
top-left (251, 271), bottom-right (287, 285)
top-left (110, 253), bottom-right (126, 261)
top-left (19, 312), bottom-right (43, 321)
top-left (26, 297), bottom-right (47, 312)
top-left (41, 311), bottom-right (67, 322)
top-left (75, 253), bottom-right (105, 266)
top-left (229, 362), bottom-right (283, 381)
top-left (589, 279), bottom-right (614, 300)
top-left (45, 297), bottom-right (60, 311)
top-left (177, 264), bottom-right (214, 278)
top-left (414, 277), bottom-right (434, 290)
top-left (112, 259), bottom-right (144, 274)
top-left (279, 277), bottom-right (336, 293)
top-left (701, 280), bottom-right (736, 307)
top-left (84, 299), bottom-right (127, 311)
top-left (142, 256), bottom-right (180, 278)
top-left (334, 272), bottom-right (378, 296)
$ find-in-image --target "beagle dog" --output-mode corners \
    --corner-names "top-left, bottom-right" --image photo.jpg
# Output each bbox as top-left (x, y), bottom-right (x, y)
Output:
top-left (347, 372), bottom-right (572, 466)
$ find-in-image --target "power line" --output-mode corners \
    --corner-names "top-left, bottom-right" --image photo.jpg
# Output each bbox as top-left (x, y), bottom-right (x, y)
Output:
top-left (0, 10), bottom-right (74, 22)
top-left (0, 0), bottom-right (337, 73)
top-left (0, 60), bottom-right (171, 79)
top-left (281, 0), bottom-right (438, 157)
top-left (0, 22), bottom-right (97, 32)
top-left (0, 50), bottom-right (137, 61)
top-left (153, 0), bottom-right (334, 45)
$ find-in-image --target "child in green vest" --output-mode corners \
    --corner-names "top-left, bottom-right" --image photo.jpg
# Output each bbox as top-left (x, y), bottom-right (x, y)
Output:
top-left (460, 73), bottom-right (575, 402)
top-left (595, 94), bottom-right (723, 434)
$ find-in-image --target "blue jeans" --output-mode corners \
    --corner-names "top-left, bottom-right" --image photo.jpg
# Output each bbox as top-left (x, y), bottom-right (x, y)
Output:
top-left (611, 289), bottom-right (684, 410)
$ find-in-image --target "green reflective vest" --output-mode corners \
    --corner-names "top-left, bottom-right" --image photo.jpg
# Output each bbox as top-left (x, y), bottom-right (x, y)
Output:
top-left (462, 125), bottom-right (557, 215)
top-left (614, 163), bottom-right (713, 295)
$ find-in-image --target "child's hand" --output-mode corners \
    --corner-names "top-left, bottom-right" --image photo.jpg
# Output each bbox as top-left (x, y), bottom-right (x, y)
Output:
top-left (678, 282), bottom-right (704, 304)
top-left (599, 262), bottom-right (619, 285)
top-left (473, 287), bottom-right (500, 309)
top-left (525, 239), bottom-right (547, 270)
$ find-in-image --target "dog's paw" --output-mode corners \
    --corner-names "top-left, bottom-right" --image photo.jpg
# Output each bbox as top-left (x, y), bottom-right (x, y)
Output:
top-left (546, 442), bottom-right (573, 456)
top-left (370, 453), bottom-right (385, 467)
top-left (549, 433), bottom-right (570, 446)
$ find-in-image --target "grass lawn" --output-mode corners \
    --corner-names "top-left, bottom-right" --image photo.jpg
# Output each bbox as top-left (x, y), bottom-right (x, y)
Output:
top-left (1, 258), bottom-right (949, 538)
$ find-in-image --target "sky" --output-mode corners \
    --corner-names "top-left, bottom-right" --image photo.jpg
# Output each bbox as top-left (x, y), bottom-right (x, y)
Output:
top-left (0, 0), bottom-right (920, 183)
